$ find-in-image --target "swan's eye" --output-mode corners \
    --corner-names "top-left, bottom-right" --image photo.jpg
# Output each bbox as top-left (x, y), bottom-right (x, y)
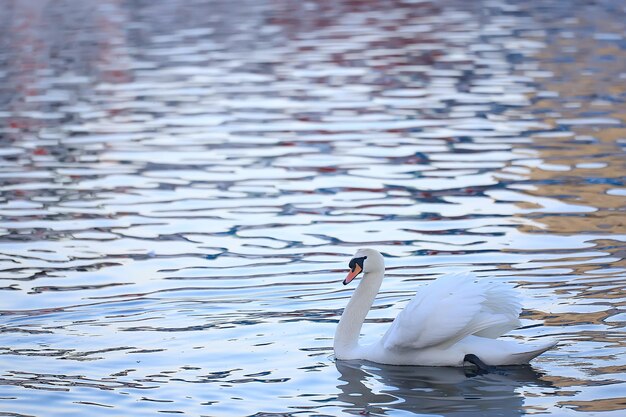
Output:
top-left (348, 256), bottom-right (367, 271)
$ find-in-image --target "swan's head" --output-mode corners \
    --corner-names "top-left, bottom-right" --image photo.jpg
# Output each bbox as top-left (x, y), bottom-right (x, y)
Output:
top-left (343, 248), bottom-right (385, 285)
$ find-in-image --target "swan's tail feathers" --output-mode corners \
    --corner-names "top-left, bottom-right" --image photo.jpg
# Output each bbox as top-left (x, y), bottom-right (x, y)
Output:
top-left (510, 340), bottom-right (558, 364)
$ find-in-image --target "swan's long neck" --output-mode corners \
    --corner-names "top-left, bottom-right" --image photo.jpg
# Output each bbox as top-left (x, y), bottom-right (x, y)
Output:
top-left (334, 270), bottom-right (384, 359)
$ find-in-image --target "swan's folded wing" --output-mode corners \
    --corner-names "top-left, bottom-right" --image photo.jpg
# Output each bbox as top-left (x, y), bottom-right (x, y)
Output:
top-left (382, 273), bottom-right (520, 351)
top-left (474, 282), bottom-right (522, 338)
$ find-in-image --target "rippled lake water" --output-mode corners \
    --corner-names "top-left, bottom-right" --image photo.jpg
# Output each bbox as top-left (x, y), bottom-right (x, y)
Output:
top-left (1, 0), bottom-right (625, 416)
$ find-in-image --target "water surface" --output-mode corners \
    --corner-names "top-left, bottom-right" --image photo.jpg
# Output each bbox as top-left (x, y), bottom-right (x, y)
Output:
top-left (0, 0), bottom-right (625, 416)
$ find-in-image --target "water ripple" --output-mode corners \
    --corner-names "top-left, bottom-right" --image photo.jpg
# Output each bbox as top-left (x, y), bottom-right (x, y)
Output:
top-left (1, 0), bottom-right (625, 416)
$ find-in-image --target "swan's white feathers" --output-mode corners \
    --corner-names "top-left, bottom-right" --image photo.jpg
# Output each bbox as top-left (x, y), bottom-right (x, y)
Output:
top-left (334, 249), bottom-right (556, 366)
top-left (474, 282), bottom-right (522, 338)
top-left (382, 272), bottom-right (522, 351)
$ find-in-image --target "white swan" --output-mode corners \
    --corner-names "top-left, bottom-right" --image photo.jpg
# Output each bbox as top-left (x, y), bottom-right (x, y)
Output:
top-left (334, 248), bottom-right (556, 367)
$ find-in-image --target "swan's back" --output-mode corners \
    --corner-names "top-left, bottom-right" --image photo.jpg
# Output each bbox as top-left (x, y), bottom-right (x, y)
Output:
top-left (381, 272), bottom-right (522, 352)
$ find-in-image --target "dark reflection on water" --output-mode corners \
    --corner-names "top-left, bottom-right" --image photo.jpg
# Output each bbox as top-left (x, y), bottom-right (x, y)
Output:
top-left (336, 360), bottom-right (552, 416)
top-left (0, 0), bottom-right (625, 415)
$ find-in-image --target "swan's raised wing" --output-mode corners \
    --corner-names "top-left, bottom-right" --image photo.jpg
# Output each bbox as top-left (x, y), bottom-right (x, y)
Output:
top-left (382, 272), bottom-right (521, 351)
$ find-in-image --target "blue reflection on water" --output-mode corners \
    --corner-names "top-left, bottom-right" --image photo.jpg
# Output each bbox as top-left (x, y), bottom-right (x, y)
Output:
top-left (0, 0), bottom-right (625, 416)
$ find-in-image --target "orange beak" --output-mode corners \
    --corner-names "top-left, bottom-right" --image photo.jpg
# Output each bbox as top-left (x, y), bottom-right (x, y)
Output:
top-left (343, 264), bottom-right (362, 285)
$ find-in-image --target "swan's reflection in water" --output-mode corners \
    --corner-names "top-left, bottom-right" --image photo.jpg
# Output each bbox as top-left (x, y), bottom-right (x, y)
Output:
top-left (335, 360), bottom-right (552, 416)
